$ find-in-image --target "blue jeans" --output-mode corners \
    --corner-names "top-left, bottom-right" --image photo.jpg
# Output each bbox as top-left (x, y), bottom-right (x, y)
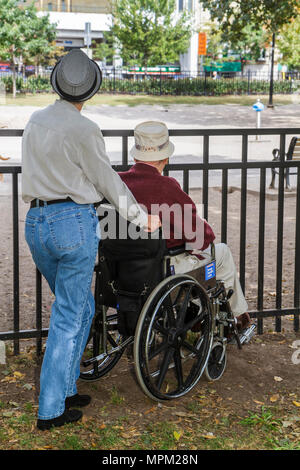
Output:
top-left (25, 201), bottom-right (99, 420)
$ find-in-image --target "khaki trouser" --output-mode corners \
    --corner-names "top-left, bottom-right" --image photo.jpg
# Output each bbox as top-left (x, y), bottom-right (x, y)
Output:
top-left (169, 243), bottom-right (248, 317)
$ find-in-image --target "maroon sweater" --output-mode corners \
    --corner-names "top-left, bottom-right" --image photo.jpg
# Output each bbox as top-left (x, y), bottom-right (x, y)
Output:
top-left (119, 162), bottom-right (215, 251)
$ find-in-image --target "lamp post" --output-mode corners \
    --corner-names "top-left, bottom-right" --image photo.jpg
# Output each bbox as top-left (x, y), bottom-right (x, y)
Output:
top-left (267, 32), bottom-right (275, 108)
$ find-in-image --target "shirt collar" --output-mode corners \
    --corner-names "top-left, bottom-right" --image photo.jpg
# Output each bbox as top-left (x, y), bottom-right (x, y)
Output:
top-left (131, 162), bottom-right (162, 175)
top-left (54, 98), bottom-right (81, 114)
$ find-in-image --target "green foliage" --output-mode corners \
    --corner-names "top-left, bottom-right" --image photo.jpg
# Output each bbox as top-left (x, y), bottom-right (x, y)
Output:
top-left (0, 0), bottom-right (57, 97)
top-left (201, 0), bottom-right (300, 36)
top-left (0, 75), bottom-right (51, 93)
top-left (98, 75), bottom-right (296, 96)
top-left (0, 74), bottom-right (296, 97)
top-left (109, 0), bottom-right (192, 67)
top-left (277, 16), bottom-right (300, 70)
top-left (92, 29), bottom-right (116, 64)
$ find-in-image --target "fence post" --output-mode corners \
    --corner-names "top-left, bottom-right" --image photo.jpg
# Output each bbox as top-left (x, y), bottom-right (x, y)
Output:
top-left (247, 70), bottom-right (251, 95)
top-left (160, 68), bottom-right (162, 96)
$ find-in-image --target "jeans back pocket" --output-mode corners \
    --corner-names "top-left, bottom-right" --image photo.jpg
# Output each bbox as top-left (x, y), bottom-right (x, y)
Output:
top-left (48, 210), bottom-right (84, 251)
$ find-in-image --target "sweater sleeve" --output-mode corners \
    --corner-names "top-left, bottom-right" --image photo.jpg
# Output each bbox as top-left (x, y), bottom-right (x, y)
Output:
top-left (165, 177), bottom-right (215, 251)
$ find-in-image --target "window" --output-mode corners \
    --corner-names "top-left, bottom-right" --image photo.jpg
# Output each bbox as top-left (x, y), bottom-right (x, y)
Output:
top-left (188, 0), bottom-right (193, 10)
top-left (47, 2), bottom-right (52, 10)
top-left (61, 0), bottom-right (66, 11)
top-left (178, 0), bottom-right (183, 11)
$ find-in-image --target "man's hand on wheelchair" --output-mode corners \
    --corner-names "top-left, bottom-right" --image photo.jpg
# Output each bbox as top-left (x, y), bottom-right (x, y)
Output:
top-left (144, 214), bottom-right (161, 233)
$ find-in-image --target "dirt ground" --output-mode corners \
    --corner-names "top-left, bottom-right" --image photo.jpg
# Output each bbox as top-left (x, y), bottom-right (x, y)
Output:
top-left (0, 187), bottom-right (299, 446)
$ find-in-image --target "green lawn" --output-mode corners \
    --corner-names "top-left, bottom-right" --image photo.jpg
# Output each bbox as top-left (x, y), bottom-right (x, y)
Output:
top-left (1, 92), bottom-right (299, 108)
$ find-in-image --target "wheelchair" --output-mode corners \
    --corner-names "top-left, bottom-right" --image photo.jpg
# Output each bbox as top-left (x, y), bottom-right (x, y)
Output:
top-left (79, 212), bottom-right (248, 402)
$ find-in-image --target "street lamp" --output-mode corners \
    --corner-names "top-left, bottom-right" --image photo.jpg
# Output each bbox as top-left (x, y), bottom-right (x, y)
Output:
top-left (267, 32), bottom-right (275, 108)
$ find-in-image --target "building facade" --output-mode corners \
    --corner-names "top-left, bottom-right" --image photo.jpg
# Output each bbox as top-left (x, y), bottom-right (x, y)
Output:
top-left (18, 1), bottom-right (111, 52)
top-left (17, 1), bottom-right (209, 71)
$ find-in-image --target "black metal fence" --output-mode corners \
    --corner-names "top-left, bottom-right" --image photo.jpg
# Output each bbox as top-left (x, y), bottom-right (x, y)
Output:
top-left (0, 127), bottom-right (300, 355)
top-left (1, 68), bottom-right (299, 96)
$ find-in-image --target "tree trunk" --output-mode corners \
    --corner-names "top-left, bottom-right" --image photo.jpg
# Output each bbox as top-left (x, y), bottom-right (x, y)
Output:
top-left (12, 54), bottom-right (17, 99)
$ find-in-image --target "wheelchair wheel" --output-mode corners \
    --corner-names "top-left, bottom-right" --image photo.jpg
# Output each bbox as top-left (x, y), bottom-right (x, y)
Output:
top-left (80, 307), bottom-right (125, 381)
top-left (205, 342), bottom-right (227, 381)
top-left (134, 275), bottom-right (212, 401)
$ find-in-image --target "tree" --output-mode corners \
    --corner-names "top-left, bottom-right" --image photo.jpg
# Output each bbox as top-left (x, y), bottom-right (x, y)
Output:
top-left (0, 0), bottom-right (57, 97)
top-left (277, 16), bottom-right (300, 70)
top-left (21, 3), bottom-right (57, 74)
top-left (203, 21), bottom-right (268, 70)
top-left (201, 0), bottom-right (300, 105)
top-left (107, 0), bottom-right (193, 68)
top-left (92, 29), bottom-right (116, 65)
top-left (201, 1), bottom-right (299, 40)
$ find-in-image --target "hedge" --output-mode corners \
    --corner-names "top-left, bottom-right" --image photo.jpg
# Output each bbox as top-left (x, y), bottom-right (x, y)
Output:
top-left (0, 74), bottom-right (298, 96)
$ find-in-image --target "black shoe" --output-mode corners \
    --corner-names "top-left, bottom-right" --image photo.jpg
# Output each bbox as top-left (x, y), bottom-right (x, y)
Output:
top-left (37, 409), bottom-right (82, 431)
top-left (65, 393), bottom-right (91, 409)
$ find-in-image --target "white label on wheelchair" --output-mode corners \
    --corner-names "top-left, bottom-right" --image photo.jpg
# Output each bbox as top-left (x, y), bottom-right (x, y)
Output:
top-left (205, 261), bottom-right (216, 281)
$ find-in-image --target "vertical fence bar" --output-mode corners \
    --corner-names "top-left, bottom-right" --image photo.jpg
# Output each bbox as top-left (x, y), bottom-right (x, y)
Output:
top-left (221, 168), bottom-right (228, 244)
top-left (36, 269), bottom-right (42, 356)
top-left (275, 133), bottom-right (285, 332)
top-left (239, 134), bottom-right (248, 293)
top-left (122, 136), bottom-right (128, 166)
top-left (203, 135), bottom-right (209, 221)
top-left (12, 172), bottom-right (20, 355)
top-left (183, 169), bottom-right (189, 194)
top-left (257, 167), bottom-right (266, 334)
top-left (294, 167), bottom-right (300, 332)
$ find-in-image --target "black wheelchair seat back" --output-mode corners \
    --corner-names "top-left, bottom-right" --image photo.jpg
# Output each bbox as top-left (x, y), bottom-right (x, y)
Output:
top-left (96, 233), bottom-right (167, 336)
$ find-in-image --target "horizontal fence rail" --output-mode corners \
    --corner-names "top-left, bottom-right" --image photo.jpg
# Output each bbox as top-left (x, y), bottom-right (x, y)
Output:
top-left (1, 69), bottom-right (298, 96)
top-left (0, 128), bottom-right (300, 354)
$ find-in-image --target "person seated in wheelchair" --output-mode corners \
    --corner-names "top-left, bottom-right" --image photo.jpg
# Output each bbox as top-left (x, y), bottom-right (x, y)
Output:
top-left (115, 121), bottom-right (251, 336)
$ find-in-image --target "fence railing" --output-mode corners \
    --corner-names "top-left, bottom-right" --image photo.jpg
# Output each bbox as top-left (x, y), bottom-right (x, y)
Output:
top-left (0, 127), bottom-right (300, 355)
top-left (0, 68), bottom-right (298, 96)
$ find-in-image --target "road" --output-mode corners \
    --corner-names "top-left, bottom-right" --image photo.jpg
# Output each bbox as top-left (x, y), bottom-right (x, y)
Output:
top-left (0, 101), bottom-right (299, 195)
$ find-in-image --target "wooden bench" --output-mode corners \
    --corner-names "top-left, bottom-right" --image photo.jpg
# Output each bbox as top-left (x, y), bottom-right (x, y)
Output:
top-left (269, 136), bottom-right (300, 190)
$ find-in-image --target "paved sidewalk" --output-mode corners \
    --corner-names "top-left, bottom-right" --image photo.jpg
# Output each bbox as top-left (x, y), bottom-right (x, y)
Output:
top-left (0, 102), bottom-right (299, 194)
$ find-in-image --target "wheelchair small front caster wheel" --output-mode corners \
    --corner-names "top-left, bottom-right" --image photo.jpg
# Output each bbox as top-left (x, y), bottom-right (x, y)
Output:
top-left (205, 342), bottom-right (227, 381)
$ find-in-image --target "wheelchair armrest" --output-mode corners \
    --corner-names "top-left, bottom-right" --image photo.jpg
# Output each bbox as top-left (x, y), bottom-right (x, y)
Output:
top-left (167, 245), bottom-right (186, 256)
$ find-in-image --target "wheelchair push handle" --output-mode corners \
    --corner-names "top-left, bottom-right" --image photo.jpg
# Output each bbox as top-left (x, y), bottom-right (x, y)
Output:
top-left (210, 242), bottom-right (216, 261)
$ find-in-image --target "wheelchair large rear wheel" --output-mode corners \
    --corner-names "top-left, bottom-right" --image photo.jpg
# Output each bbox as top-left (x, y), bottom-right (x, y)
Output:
top-left (80, 307), bottom-right (125, 381)
top-left (134, 275), bottom-right (212, 401)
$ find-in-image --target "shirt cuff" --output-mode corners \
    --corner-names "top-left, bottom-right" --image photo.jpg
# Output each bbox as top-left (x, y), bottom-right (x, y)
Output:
top-left (128, 204), bottom-right (148, 228)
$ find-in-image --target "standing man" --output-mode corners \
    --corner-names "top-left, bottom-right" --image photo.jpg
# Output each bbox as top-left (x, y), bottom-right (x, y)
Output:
top-left (22, 50), bottom-right (159, 430)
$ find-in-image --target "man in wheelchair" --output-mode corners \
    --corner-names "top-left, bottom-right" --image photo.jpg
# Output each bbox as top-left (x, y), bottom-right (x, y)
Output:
top-left (115, 121), bottom-right (251, 337)
top-left (80, 122), bottom-right (255, 401)
top-left (81, 121), bottom-right (255, 399)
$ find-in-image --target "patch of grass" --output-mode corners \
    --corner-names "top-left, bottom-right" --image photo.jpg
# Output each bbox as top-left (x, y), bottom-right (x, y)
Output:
top-left (141, 421), bottom-right (178, 449)
top-left (110, 386), bottom-right (125, 405)
top-left (93, 424), bottom-right (125, 449)
top-left (2, 92), bottom-right (298, 108)
top-left (240, 406), bottom-right (281, 432)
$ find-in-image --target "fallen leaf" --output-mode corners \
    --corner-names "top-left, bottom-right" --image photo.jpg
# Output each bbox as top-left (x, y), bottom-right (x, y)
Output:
top-left (174, 431), bottom-right (182, 441)
top-left (270, 395), bottom-right (279, 402)
top-left (13, 371), bottom-right (24, 379)
top-left (145, 406), bottom-right (156, 415)
top-left (202, 433), bottom-right (216, 439)
top-left (9, 401), bottom-right (19, 408)
top-left (253, 399), bottom-right (265, 405)
top-left (23, 383), bottom-right (33, 390)
top-left (274, 376), bottom-right (283, 382)
top-left (292, 401), bottom-right (300, 407)
top-left (1, 376), bottom-right (16, 383)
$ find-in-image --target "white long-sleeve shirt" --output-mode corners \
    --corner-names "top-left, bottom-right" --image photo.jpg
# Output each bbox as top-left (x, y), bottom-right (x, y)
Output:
top-left (21, 98), bottom-right (148, 226)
